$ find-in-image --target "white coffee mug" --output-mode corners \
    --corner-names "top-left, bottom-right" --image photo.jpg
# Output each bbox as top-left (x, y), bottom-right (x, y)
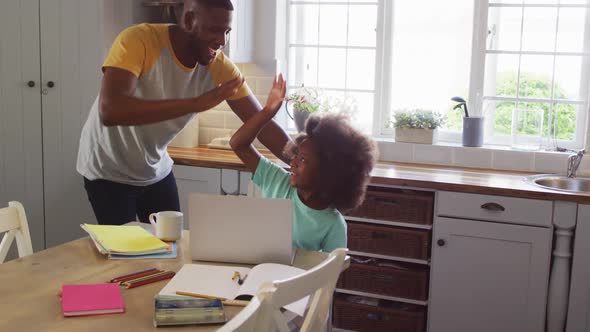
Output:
top-left (149, 211), bottom-right (183, 241)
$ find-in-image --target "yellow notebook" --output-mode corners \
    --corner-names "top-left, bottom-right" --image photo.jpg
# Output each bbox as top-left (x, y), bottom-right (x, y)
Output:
top-left (81, 224), bottom-right (168, 255)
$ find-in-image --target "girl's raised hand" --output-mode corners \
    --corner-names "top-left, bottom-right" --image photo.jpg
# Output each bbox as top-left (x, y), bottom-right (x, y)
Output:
top-left (264, 74), bottom-right (286, 116)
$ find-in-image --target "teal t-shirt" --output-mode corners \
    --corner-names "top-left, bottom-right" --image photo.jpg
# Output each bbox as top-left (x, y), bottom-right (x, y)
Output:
top-left (252, 157), bottom-right (347, 252)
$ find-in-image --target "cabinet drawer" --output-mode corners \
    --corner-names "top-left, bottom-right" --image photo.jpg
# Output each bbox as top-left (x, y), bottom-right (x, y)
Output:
top-left (338, 257), bottom-right (429, 301)
top-left (333, 294), bottom-right (426, 332)
top-left (437, 191), bottom-right (552, 227)
top-left (347, 221), bottom-right (430, 260)
top-left (348, 187), bottom-right (434, 225)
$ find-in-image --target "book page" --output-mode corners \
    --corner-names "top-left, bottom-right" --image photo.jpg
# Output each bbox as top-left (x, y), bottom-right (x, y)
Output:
top-left (158, 264), bottom-right (250, 300)
top-left (236, 263), bottom-right (308, 317)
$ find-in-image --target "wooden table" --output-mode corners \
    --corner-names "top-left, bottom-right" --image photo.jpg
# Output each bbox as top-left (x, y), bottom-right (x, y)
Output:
top-left (0, 231), bottom-right (333, 331)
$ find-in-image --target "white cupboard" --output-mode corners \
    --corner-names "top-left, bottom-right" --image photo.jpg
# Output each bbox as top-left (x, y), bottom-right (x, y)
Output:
top-left (429, 217), bottom-right (552, 332)
top-left (566, 204), bottom-right (590, 331)
top-left (0, 0), bottom-right (106, 250)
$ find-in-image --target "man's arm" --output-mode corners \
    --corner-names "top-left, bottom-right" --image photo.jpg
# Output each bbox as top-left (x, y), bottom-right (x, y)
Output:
top-left (99, 67), bottom-right (244, 126)
top-left (227, 95), bottom-right (292, 164)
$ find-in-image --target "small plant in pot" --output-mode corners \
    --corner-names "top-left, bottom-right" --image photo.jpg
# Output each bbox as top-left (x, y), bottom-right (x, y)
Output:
top-left (390, 109), bottom-right (445, 144)
top-left (286, 87), bottom-right (322, 132)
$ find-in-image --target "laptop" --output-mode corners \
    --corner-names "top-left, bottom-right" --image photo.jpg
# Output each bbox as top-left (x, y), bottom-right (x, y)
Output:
top-left (188, 193), bottom-right (294, 265)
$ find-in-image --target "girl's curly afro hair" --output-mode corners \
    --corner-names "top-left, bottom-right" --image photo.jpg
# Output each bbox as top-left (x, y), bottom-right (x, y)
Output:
top-left (284, 114), bottom-right (377, 212)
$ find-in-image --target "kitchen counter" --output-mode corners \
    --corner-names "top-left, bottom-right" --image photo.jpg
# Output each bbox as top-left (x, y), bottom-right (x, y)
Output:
top-left (168, 146), bottom-right (590, 204)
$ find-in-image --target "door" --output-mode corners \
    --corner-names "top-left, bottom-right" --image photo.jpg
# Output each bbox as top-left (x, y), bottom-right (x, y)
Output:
top-left (567, 204), bottom-right (590, 331)
top-left (0, 0), bottom-right (45, 251)
top-left (428, 217), bottom-right (552, 332)
top-left (173, 165), bottom-right (221, 223)
top-left (40, 0), bottom-right (104, 247)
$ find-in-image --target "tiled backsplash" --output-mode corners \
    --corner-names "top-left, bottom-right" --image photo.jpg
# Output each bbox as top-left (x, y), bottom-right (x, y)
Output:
top-left (196, 62), bottom-right (590, 176)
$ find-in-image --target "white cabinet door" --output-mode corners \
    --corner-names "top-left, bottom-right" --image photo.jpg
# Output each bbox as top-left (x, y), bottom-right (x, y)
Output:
top-left (0, 0), bottom-right (44, 251)
top-left (173, 165), bottom-right (221, 219)
top-left (40, 0), bottom-right (104, 247)
top-left (567, 204), bottom-right (590, 332)
top-left (429, 217), bottom-right (552, 332)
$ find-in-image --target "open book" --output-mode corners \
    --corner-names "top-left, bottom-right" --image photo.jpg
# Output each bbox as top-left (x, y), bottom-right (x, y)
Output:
top-left (159, 263), bottom-right (308, 316)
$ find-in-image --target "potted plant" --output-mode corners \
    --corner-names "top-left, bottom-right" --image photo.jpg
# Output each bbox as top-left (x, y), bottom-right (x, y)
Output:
top-left (286, 87), bottom-right (322, 132)
top-left (390, 109), bottom-right (445, 144)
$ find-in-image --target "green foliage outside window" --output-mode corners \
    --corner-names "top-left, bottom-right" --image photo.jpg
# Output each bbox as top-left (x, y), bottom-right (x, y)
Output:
top-left (444, 72), bottom-right (577, 141)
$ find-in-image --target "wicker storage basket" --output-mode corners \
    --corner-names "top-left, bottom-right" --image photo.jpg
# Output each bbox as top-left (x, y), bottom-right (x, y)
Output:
top-left (348, 187), bottom-right (434, 225)
top-left (347, 221), bottom-right (430, 260)
top-left (338, 257), bottom-right (429, 300)
top-left (333, 294), bottom-right (426, 332)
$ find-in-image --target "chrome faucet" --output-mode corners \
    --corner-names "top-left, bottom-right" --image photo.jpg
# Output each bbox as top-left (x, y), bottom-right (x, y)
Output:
top-left (567, 149), bottom-right (585, 178)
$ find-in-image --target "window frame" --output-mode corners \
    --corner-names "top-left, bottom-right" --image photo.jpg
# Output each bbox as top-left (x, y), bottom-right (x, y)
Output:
top-left (285, 0), bottom-right (590, 150)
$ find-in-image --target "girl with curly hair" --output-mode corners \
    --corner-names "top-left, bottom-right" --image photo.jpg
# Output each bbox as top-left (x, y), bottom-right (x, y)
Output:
top-left (230, 75), bottom-right (376, 252)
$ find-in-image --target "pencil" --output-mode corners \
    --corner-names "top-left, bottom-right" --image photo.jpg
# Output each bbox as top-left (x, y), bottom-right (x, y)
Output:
top-left (122, 271), bottom-right (173, 286)
top-left (109, 268), bottom-right (159, 283)
top-left (176, 291), bottom-right (227, 301)
top-left (113, 269), bottom-right (163, 284)
top-left (175, 291), bottom-right (249, 307)
top-left (125, 272), bottom-right (175, 289)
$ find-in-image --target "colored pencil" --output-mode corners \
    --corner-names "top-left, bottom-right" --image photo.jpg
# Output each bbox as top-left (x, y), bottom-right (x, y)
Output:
top-left (122, 271), bottom-right (173, 286)
top-left (114, 269), bottom-right (164, 284)
top-left (125, 272), bottom-right (176, 289)
top-left (175, 291), bottom-right (249, 307)
top-left (175, 291), bottom-right (226, 301)
top-left (110, 268), bottom-right (159, 283)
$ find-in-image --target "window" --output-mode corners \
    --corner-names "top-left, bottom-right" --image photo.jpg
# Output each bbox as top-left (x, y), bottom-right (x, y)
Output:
top-left (286, 0), bottom-right (590, 150)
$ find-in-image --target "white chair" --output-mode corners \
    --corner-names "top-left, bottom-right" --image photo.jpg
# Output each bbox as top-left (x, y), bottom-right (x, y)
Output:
top-left (217, 291), bottom-right (274, 332)
top-left (0, 201), bottom-right (33, 263)
top-left (266, 248), bottom-right (348, 332)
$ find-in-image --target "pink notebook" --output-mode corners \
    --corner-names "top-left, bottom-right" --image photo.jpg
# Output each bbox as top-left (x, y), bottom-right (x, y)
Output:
top-left (61, 283), bottom-right (125, 317)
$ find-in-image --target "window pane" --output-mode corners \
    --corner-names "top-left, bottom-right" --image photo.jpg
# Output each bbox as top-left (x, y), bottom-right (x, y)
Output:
top-left (488, 7), bottom-right (522, 51)
top-left (492, 101), bottom-right (515, 136)
top-left (389, 0), bottom-right (474, 113)
top-left (556, 8), bottom-right (588, 53)
top-left (289, 5), bottom-right (319, 45)
top-left (318, 48), bottom-right (346, 88)
top-left (320, 5), bottom-right (348, 46)
top-left (484, 54), bottom-right (520, 97)
top-left (521, 7), bottom-right (558, 52)
top-left (347, 49), bottom-right (376, 90)
top-left (348, 5), bottom-right (378, 47)
top-left (319, 5), bottom-right (348, 46)
top-left (554, 55), bottom-right (585, 100)
top-left (289, 47), bottom-right (319, 87)
top-left (346, 91), bottom-right (374, 133)
top-left (552, 103), bottom-right (578, 141)
top-left (519, 55), bottom-right (554, 99)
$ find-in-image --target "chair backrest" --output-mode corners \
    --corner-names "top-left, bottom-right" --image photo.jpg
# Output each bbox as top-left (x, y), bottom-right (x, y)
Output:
top-left (217, 291), bottom-right (274, 332)
top-left (0, 201), bottom-right (33, 263)
top-left (267, 248), bottom-right (348, 332)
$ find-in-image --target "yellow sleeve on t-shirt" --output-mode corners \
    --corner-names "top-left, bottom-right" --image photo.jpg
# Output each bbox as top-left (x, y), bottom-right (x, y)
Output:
top-left (208, 51), bottom-right (252, 101)
top-left (103, 24), bottom-right (161, 78)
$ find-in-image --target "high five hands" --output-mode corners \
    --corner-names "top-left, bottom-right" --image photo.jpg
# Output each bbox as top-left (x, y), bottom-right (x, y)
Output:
top-left (264, 74), bottom-right (286, 117)
top-left (199, 76), bottom-right (245, 111)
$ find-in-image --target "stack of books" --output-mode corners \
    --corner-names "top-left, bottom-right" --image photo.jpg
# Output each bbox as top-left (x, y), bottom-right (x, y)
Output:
top-left (153, 295), bottom-right (226, 327)
top-left (81, 224), bottom-right (173, 259)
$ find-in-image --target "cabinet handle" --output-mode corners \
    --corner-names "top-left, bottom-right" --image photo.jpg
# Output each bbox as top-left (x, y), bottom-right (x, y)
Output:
top-left (481, 202), bottom-right (505, 212)
top-left (47, 81), bottom-right (55, 88)
top-left (27, 81), bottom-right (35, 88)
top-left (437, 239), bottom-right (446, 246)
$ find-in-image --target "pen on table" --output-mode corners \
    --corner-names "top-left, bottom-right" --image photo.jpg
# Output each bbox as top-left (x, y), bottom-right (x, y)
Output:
top-left (124, 271), bottom-right (176, 289)
top-left (175, 291), bottom-right (249, 307)
top-left (110, 268), bottom-right (160, 283)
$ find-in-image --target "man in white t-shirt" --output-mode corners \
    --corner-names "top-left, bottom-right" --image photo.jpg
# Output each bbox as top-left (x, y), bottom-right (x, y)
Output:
top-left (77, 0), bottom-right (290, 225)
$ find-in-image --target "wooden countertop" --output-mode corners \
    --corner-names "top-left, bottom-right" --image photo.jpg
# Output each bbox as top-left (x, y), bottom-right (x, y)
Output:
top-left (168, 146), bottom-right (590, 204)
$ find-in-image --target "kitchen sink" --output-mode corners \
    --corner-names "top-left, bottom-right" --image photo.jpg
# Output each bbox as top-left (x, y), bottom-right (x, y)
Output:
top-left (524, 174), bottom-right (590, 193)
